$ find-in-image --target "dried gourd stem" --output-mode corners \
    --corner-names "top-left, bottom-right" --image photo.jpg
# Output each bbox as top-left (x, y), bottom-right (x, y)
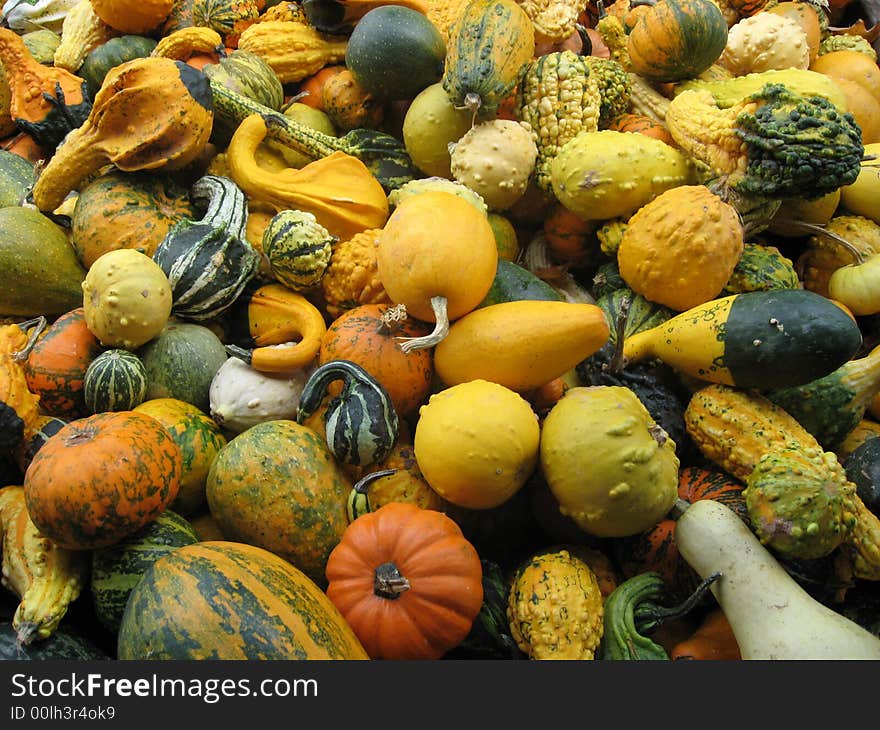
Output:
top-left (374, 561), bottom-right (410, 599)
top-left (10, 315), bottom-right (46, 362)
top-left (378, 303), bottom-right (408, 335)
top-left (772, 219), bottom-right (866, 264)
top-left (454, 91), bottom-right (482, 128)
top-left (633, 572), bottom-right (722, 635)
top-left (667, 497), bottom-right (692, 521)
top-left (396, 295), bottom-right (449, 353)
top-left (604, 293), bottom-right (631, 375)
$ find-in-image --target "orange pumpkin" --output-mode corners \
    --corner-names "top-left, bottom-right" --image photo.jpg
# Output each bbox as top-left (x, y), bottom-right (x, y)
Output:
top-left (542, 203), bottom-right (597, 266)
top-left (23, 411), bottom-right (182, 550)
top-left (296, 64), bottom-right (347, 110)
top-left (23, 308), bottom-right (102, 419)
top-left (325, 502), bottom-right (483, 659)
top-left (607, 112), bottom-right (676, 145)
top-left (321, 68), bottom-right (385, 131)
top-left (319, 303), bottom-right (434, 418)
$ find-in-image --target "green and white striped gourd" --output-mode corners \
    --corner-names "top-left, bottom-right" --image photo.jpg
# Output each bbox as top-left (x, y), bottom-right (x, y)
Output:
top-left (83, 349), bottom-right (148, 413)
top-left (261, 209), bottom-right (335, 291)
top-left (1, 0), bottom-right (79, 33)
top-left (296, 359), bottom-right (399, 467)
top-left (153, 175), bottom-right (261, 322)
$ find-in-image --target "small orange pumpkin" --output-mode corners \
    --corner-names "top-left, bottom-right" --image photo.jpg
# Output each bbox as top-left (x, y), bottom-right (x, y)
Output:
top-left (296, 64), bottom-right (347, 111)
top-left (319, 303), bottom-right (434, 418)
top-left (325, 502), bottom-right (483, 659)
top-left (23, 411), bottom-right (182, 550)
top-left (321, 68), bottom-right (385, 131)
top-left (607, 112), bottom-right (676, 146)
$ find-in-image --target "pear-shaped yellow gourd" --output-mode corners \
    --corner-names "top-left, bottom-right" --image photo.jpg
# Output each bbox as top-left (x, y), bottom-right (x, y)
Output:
top-left (413, 379), bottom-right (540, 509)
top-left (82, 249), bottom-right (172, 350)
top-left (540, 385), bottom-right (679, 537)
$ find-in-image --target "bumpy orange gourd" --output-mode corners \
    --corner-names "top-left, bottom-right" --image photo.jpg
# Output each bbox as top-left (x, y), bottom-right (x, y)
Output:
top-left (617, 185), bottom-right (744, 311)
top-left (325, 502), bottom-right (483, 660)
top-left (90, 0), bottom-right (174, 33)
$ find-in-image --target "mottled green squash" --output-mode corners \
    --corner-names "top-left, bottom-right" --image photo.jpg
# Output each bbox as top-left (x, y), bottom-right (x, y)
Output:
top-left (90, 509), bottom-right (200, 633)
top-left (723, 243), bottom-right (800, 295)
top-left (117, 541), bottom-right (369, 659)
top-left (205, 420), bottom-right (352, 586)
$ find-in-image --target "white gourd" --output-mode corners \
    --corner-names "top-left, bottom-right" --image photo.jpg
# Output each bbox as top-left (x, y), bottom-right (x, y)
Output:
top-left (675, 499), bottom-right (880, 660)
top-left (1, 0), bottom-right (80, 33)
top-left (209, 355), bottom-right (314, 434)
top-left (720, 13), bottom-right (810, 76)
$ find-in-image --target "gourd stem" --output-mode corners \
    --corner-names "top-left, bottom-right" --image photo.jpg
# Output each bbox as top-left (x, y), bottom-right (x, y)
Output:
top-left (667, 497), bottom-right (691, 521)
top-left (377, 303), bottom-right (408, 335)
top-left (354, 469), bottom-right (397, 496)
top-left (225, 344), bottom-right (253, 364)
top-left (12, 315), bottom-right (47, 362)
top-left (396, 296), bottom-right (449, 353)
top-left (633, 572), bottom-right (722, 634)
top-left (773, 219), bottom-right (865, 264)
top-left (605, 294), bottom-right (631, 375)
top-left (374, 561), bottom-right (410, 599)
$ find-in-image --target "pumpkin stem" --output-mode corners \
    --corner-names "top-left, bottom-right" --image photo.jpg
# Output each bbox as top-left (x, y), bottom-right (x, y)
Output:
top-left (667, 497), bottom-right (691, 521)
top-left (772, 220), bottom-right (865, 264)
top-left (396, 295), bottom-right (449, 353)
top-left (454, 92), bottom-right (482, 128)
top-left (374, 561), bottom-right (411, 599)
top-left (225, 344), bottom-right (254, 364)
top-left (378, 303), bottom-right (408, 335)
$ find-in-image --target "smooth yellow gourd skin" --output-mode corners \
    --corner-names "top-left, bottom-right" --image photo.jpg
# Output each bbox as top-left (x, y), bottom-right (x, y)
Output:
top-left (839, 142), bottom-right (880, 225)
top-left (540, 386), bottom-right (680, 537)
top-left (828, 254), bottom-right (880, 316)
top-left (675, 499), bottom-right (880, 659)
top-left (622, 295), bottom-right (735, 382)
top-left (413, 379), bottom-right (540, 509)
top-left (82, 249), bottom-right (172, 350)
top-left (434, 300), bottom-right (610, 392)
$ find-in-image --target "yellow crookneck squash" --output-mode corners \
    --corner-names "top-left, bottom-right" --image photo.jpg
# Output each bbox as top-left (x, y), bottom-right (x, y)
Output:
top-left (227, 113), bottom-right (389, 242)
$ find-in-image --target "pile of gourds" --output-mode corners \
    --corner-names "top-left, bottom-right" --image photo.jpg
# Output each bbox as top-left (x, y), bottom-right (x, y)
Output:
top-left (1, 0), bottom-right (880, 661)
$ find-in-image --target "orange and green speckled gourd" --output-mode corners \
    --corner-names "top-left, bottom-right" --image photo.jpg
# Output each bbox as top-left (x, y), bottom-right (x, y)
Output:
top-left (507, 548), bottom-right (605, 659)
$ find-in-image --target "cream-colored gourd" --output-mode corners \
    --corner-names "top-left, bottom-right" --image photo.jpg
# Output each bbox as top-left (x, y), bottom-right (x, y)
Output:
top-left (81, 249), bottom-right (172, 350)
top-left (450, 119), bottom-right (538, 211)
top-left (209, 355), bottom-right (314, 434)
top-left (674, 499), bottom-right (880, 660)
top-left (720, 13), bottom-right (810, 76)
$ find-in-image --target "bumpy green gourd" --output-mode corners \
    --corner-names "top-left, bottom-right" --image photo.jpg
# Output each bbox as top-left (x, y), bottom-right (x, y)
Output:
top-left (296, 359), bottom-right (399, 467)
top-left (722, 242), bottom-right (800, 295)
top-left (262, 209), bottom-right (334, 291)
top-left (744, 444), bottom-right (857, 560)
top-left (550, 130), bottom-right (695, 221)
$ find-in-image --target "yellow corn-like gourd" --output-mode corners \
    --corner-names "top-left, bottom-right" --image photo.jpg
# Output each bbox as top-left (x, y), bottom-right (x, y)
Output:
top-left (236, 20), bottom-right (347, 84)
top-left (257, 1), bottom-right (307, 23)
top-left (0, 486), bottom-right (89, 644)
top-left (515, 50), bottom-right (601, 193)
top-left (53, 0), bottom-right (120, 72)
top-left (627, 72), bottom-right (672, 122)
top-left (151, 26), bottom-right (224, 60)
top-left (665, 88), bottom-right (751, 178)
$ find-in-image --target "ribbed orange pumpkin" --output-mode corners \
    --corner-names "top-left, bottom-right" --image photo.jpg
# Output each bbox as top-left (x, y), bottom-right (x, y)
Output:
top-left (23, 411), bottom-right (182, 550)
top-left (325, 502), bottom-right (483, 659)
top-left (319, 303), bottom-right (434, 418)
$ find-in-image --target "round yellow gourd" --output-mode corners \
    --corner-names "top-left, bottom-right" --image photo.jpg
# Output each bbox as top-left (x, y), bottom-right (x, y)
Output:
top-left (769, 188), bottom-right (841, 237)
top-left (617, 185), bottom-right (744, 311)
top-left (402, 81), bottom-right (474, 179)
top-left (539, 385), bottom-right (680, 538)
top-left (413, 379), bottom-right (540, 509)
top-left (82, 248), bottom-right (172, 350)
top-left (840, 142), bottom-right (880, 224)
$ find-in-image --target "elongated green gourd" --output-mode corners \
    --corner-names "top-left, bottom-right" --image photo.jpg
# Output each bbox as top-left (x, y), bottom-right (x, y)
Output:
top-left (622, 289), bottom-right (863, 390)
top-left (674, 499), bottom-right (880, 660)
top-left (765, 343), bottom-right (880, 449)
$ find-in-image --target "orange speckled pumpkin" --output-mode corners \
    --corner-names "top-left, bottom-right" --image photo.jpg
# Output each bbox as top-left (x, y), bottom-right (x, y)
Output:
top-left (24, 308), bottom-right (102, 419)
top-left (325, 502), bottom-right (483, 659)
top-left (319, 303), bottom-right (434, 418)
top-left (23, 411), bottom-right (182, 550)
top-left (607, 113), bottom-right (676, 146)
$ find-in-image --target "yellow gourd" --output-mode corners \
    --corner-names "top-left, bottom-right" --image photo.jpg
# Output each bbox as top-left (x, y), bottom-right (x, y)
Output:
top-left (81, 249), bottom-right (172, 350)
top-left (433, 300), bottom-right (610, 393)
top-left (413, 379), bottom-right (540, 509)
top-left (539, 385), bottom-right (680, 538)
top-left (376, 191), bottom-right (498, 352)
